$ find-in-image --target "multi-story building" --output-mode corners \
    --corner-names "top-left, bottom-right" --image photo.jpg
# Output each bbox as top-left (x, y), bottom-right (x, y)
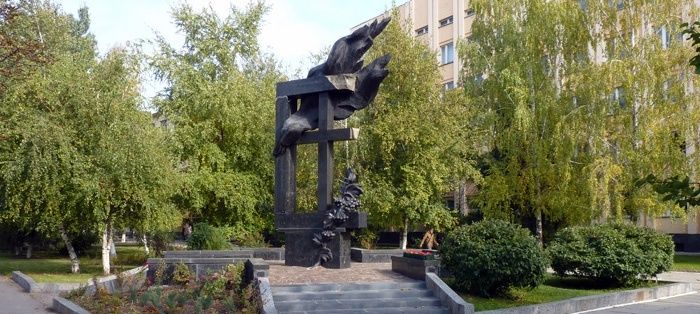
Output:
top-left (353, 0), bottom-right (475, 90)
top-left (355, 0), bottom-right (700, 251)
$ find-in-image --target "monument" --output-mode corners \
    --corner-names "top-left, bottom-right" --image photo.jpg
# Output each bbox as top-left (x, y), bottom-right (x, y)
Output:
top-left (273, 17), bottom-right (392, 268)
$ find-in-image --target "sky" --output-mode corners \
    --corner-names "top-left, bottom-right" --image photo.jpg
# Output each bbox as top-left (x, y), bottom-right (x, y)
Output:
top-left (57, 0), bottom-right (398, 75)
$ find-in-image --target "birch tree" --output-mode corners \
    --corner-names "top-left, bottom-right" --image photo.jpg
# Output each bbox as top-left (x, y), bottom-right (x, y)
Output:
top-left (462, 0), bottom-right (700, 243)
top-left (150, 2), bottom-right (282, 243)
top-left (354, 12), bottom-right (481, 249)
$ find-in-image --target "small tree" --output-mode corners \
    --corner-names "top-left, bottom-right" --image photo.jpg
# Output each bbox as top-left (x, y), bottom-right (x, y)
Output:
top-left (354, 10), bottom-right (480, 249)
top-left (150, 3), bottom-right (281, 240)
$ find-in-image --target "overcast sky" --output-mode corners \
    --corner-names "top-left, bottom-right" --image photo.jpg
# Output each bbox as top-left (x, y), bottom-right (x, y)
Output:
top-left (57, 0), bottom-right (397, 75)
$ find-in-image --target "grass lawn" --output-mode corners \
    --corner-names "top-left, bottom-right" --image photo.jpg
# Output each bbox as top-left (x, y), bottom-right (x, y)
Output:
top-left (672, 255), bottom-right (700, 272)
top-left (0, 245), bottom-right (146, 283)
top-left (454, 275), bottom-right (659, 312)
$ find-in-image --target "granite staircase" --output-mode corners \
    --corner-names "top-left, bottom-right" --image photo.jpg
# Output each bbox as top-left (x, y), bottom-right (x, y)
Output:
top-left (271, 281), bottom-right (449, 314)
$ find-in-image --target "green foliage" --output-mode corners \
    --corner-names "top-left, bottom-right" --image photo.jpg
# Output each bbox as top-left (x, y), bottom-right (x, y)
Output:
top-left (354, 10), bottom-right (480, 244)
top-left (154, 260), bottom-right (167, 286)
top-left (150, 2), bottom-right (281, 239)
top-left (353, 229), bottom-right (378, 249)
top-left (636, 174), bottom-right (700, 210)
top-left (681, 21), bottom-right (700, 74)
top-left (0, 2), bottom-right (179, 275)
top-left (548, 223), bottom-right (674, 286)
top-left (172, 262), bottom-right (191, 285)
top-left (440, 220), bottom-right (548, 297)
top-left (186, 223), bottom-right (231, 250)
top-left (463, 0), bottom-right (700, 234)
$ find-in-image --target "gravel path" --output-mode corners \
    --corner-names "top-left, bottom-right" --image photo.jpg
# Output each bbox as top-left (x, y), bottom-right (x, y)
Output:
top-left (268, 262), bottom-right (418, 286)
top-left (0, 276), bottom-right (52, 314)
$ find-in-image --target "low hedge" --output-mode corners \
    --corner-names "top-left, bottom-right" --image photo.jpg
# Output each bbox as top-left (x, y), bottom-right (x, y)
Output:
top-left (547, 223), bottom-right (673, 286)
top-left (186, 223), bottom-right (231, 250)
top-left (440, 220), bottom-right (548, 296)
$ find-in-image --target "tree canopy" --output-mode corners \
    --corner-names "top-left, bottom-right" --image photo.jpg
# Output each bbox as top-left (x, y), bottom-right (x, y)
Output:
top-left (352, 11), bottom-right (481, 248)
top-left (461, 0), bottom-right (700, 241)
top-left (150, 2), bottom-right (282, 244)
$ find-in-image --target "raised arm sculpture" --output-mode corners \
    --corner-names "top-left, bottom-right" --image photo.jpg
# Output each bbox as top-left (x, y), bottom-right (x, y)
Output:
top-left (272, 17), bottom-right (392, 156)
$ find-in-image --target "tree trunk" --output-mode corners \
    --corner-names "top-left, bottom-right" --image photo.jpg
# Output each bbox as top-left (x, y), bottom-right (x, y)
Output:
top-left (14, 246), bottom-right (20, 256)
top-left (59, 225), bottom-right (80, 273)
top-left (142, 234), bottom-right (150, 255)
top-left (535, 210), bottom-right (543, 247)
top-left (101, 220), bottom-right (113, 275)
top-left (400, 217), bottom-right (408, 250)
top-left (121, 232), bottom-right (126, 243)
top-left (24, 243), bottom-right (32, 259)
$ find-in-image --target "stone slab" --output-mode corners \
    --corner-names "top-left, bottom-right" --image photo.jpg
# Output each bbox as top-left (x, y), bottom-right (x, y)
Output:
top-left (478, 282), bottom-right (695, 314)
top-left (163, 250), bottom-right (254, 258)
top-left (351, 248), bottom-right (404, 263)
top-left (11, 271), bottom-right (39, 293)
top-left (52, 297), bottom-right (89, 314)
top-left (391, 256), bottom-right (440, 281)
top-left (426, 272), bottom-right (473, 314)
top-left (284, 231), bottom-right (351, 268)
top-left (249, 248), bottom-right (285, 261)
top-left (259, 277), bottom-right (278, 314)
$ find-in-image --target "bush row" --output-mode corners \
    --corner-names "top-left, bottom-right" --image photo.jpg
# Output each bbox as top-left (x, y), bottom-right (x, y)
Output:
top-left (440, 220), bottom-right (673, 296)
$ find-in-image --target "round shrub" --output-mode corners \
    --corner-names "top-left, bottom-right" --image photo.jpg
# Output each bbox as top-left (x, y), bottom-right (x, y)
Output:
top-left (440, 220), bottom-right (548, 296)
top-left (547, 223), bottom-right (673, 287)
top-left (186, 223), bottom-right (231, 250)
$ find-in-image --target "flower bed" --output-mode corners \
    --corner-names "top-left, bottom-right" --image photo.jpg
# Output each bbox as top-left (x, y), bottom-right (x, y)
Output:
top-left (66, 263), bottom-right (261, 313)
top-left (403, 249), bottom-right (437, 260)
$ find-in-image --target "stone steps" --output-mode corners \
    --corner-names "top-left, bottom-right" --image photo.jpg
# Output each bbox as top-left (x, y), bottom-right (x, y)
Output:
top-left (284, 305), bottom-right (449, 314)
top-left (271, 281), bottom-right (449, 314)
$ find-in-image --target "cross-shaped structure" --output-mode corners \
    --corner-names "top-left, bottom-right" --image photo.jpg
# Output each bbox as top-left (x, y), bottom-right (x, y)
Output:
top-left (274, 74), bottom-right (367, 269)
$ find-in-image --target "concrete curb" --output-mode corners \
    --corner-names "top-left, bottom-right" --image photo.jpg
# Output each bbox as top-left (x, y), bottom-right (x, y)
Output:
top-left (52, 297), bottom-right (90, 314)
top-left (11, 271), bottom-right (40, 292)
top-left (258, 277), bottom-right (277, 314)
top-left (479, 282), bottom-right (695, 314)
top-left (426, 272), bottom-right (474, 314)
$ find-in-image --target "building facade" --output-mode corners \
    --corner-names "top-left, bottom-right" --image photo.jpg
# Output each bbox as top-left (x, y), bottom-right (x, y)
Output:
top-left (353, 0), bottom-right (475, 90)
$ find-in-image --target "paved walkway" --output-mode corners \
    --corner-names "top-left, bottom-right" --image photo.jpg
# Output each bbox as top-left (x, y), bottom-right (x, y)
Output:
top-left (585, 271), bottom-right (700, 314)
top-left (0, 276), bottom-right (52, 314)
top-left (268, 262), bottom-right (417, 285)
top-left (588, 292), bottom-right (700, 314)
top-left (656, 271), bottom-right (700, 288)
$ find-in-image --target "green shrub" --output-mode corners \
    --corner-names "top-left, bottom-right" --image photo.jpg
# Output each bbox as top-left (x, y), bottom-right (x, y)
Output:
top-left (548, 223), bottom-right (673, 286)
top-left (186, 223), bottom-right (231, 250)
top-left (172, 262), bottom-right (191, 285)
top-left (353, 229), bottom-right (378, 249)
top-left (440, 220), bottom-right (547, 297)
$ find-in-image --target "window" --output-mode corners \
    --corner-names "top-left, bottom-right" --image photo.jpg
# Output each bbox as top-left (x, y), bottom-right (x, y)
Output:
top-left (657, 26), bottom-right (671, 49)
top-left (415, 25), bottom-right (428, 36)
top-left (443, 81), bottom-right (455, 90)
top-left (605, 37), bottom-right (617, 59)
top-left (475, 73), bottom-right (484, 85)
top-left (465, 8), bottom-right (475, 17)
top-left (440, 42), bottom-right (454, 64)
top-left (609, 0), bottom-right (624, 10)
top-left (439, 16), bottom-right (453, 27)
top-left (612, 86), bottom-right (626, 108)
top-left (579, 0), bottom-right (588, 11)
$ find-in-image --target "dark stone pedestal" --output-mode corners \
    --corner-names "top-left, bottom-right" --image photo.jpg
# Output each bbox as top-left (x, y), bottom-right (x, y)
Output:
top-left (391, 256), bottom-right (440, 280)
top-left (285, 230), bottom-right (351, 269)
